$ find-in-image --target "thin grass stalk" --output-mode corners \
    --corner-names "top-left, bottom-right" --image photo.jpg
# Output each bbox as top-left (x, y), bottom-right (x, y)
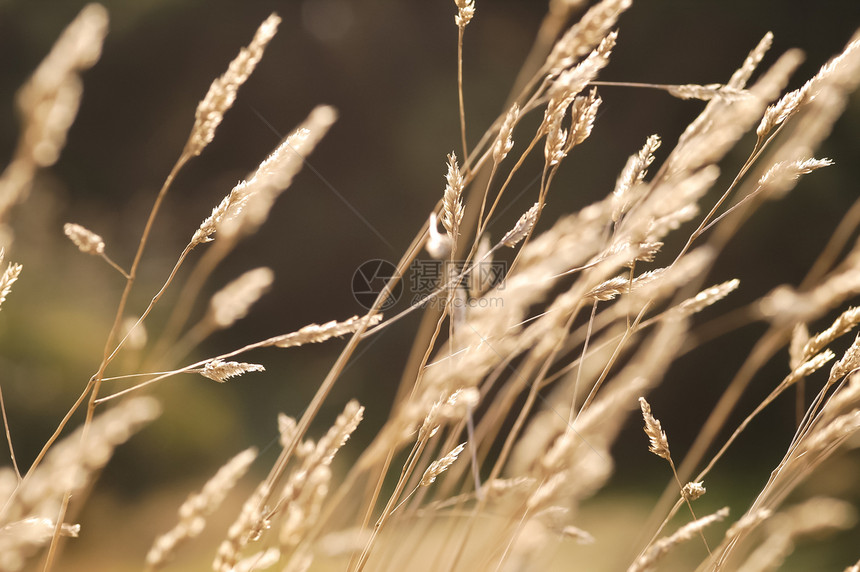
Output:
top-left (643, 51), bottom-right (860, 552)
top-left (446, 308), bottom-right (579, 570)
top-left (41, 155), bottom-right (185, 568)
top-left (150, 238), bottom-right (233, 366)
top-left (352, 438), bottom-right (429, 571)
top-left (0, 385), bottom-right (20, 481)
top-left (107, 244), bottom-right (194, 365)
top-left (10, 154), bottom-right (186, 522)
top-left (633, 51), bottom-right (843, 551)
top-left (457, 24), bottom-right (469, 164)
top-left (637, 328), bottom-right (787, 556)
top-left (254, 223), bottom-right (426, 564)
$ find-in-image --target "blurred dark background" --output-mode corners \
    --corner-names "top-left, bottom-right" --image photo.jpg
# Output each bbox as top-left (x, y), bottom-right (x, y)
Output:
top-left (0, 0), bottom-right (859, 569)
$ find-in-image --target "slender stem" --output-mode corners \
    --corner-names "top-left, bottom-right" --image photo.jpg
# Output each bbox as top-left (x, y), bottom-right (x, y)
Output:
top-left (457, 25), bottom-right (469, 165)
top-left (576, 304), bottom-right (649, 418)
top-left (92, 368), bottom-right (193, 404)
top-left (106, 244), bottom-right (194, 366)
top-left (674, 122), bottom-right (784, 262)
top-left (799, 194), bottom-right (860, 290)
top-left (670, 458), bottom-right (709, 553)
top-left (390, 484), bottom-right (420, 515)
top-left (474, 163), bottom-right (498, 255)
top-left (640, 497), bottom-right (686, 562)
top-left (476, 134), bottom-right (540, 240)
top-left (99, 370), bottom-right (183, 382)
top-left (571, 300), bottom-right (598, 424)
top-left (690, 357), bottom-right (830, 490)
top-left (21, 385), bottom-right (86, 466)
top-left (41, 154), bottom-right (189, 571)
top-left (42, 497), bottom-right (69, 571)
top-left (638, 327), bottom-right (786, 553)
top-left (361, 243), bottom-right (501, 339)
top-left (254, 225), bottom-right (426, 559)
top-left (589, 79), bottom-right (746, 96)
top-left (492, 503), bottom-right (533, 572)
top-left (465, 404), bottom-right (481, 498)
top-left (151, 237), bottom-right (231, 364)
top-left (503, 162), bottom-right (552, 278)
top-left (449, 308), bottom-right (579, 570)
top-left (0, 384), bottom-right (20, 481)
top-left (354, 437), bottom-right (428, 571)
top-left (348, 447), bottom-right (396, 570)
top-left (98, 252), bottom-right (130, 279)
top-left (86, 155), bottom-right (189, 420)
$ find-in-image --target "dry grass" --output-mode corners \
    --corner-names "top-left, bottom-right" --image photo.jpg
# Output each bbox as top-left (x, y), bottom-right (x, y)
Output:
top-left (1, 1), bottom-right (860, 571)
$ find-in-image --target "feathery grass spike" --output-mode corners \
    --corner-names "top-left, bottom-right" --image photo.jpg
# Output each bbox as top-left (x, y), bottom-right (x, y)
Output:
top-left (455, 0), bottom-right (475, 28)
top-left (501, 203), bottom-right (540, 248)
top-left (612, 134), bottom-right (661, 222)
top-left (421, 443), bottom-right (466, 486)
top-left (5, 5), bottom-right (860, 572)
top-left (265, 314), bottom-right (382, 348)
top-left (193, 105), bottom-right (338, 245)
top-left (666, 83), bottom-right (750, 101)
top-left (0, 253), bottom-right (22, 311)
top-left (183, 14), bottom-right (280, 159)
top-left (442, 153), bottom-right (465, 242)
top-left (682, 481), bottom-right (706, 501)
top-left (639, 397), bottom-right (670, 460)
top-left (209, 268), bottom-right (274, 329)
top-left (201, 360), bottom-right (265, 383)
top-left (546, 0), bottom-right (632, 73)
top-left (145, 448), bottom-right (257, 570)
top-left (63, 222), bottom-right (104, 255)
top-left (567, 88), bottom-right (602, 151)
top-left (674, 279), bottom-right (740, 316)
top-left (757, 157), bottom-right (833, 198)
top-left (803, 306), bottom-right (860, 359)
top-left (493, 103), bottom-right (518, 163)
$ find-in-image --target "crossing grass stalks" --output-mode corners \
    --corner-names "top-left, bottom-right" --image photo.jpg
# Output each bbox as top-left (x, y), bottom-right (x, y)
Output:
top-left (1, 1), bottom-right (859, 570)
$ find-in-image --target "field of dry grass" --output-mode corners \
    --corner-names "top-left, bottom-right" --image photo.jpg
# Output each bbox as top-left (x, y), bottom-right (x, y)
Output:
top-left (1, 1), bottom-right (860, 570)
